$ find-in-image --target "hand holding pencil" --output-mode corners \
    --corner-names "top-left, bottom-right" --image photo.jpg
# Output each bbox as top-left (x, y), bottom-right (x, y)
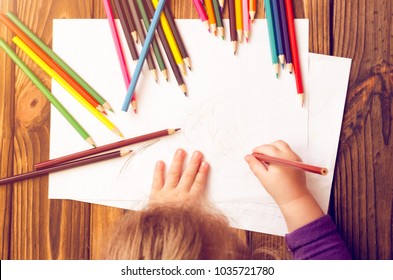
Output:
top-left (244, 140), bottom-right (325, 232)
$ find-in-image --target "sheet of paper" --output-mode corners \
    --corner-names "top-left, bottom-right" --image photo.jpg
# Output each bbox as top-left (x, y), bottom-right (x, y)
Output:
top-left (49, 19), bottom-right (313, 236)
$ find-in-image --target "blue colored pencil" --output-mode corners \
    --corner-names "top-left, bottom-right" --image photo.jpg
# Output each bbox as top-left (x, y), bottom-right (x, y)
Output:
top-left (264, 0), bottom-right (279, 77)
top-left (278, 0), bottom-right (293, 72)
top-left (271, 0), bottom-right (285, 68)
top-left (122, 0), bottom-right (167, 112)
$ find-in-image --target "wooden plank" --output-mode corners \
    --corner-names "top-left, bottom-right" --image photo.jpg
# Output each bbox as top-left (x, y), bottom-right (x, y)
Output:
top-left (0, 0), bottom-right (17, 260)
top-left (7, 0), bottom-right (96, 259)
top-left (332, 0), bottom-right (393, 259)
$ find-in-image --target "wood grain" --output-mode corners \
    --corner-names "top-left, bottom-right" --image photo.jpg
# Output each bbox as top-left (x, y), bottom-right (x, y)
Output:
top-left (0, 0), bottom-right (391, 260)
top-left (332, 0), bottom-right (393, 259)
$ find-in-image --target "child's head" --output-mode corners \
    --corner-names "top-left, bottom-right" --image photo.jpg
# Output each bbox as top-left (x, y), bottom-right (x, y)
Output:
top-left (102, 205), bottom-right (250, 260)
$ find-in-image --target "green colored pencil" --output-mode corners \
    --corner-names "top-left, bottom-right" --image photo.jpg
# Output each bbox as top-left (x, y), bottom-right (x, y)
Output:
top-left (135, 0), bottom-right (168, 80)
top-left (0, 39), bottom-right (95, 147)
top-left (212, 0), bottom-right (224, 40)
top-left (264, 0), bottom-right (279, 77)
top-left (6, 11), bottom-right (113, 112)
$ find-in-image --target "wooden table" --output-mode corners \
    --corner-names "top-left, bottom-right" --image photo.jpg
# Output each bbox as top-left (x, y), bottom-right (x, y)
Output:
top-left (0, 0), bottom-right (392, 260)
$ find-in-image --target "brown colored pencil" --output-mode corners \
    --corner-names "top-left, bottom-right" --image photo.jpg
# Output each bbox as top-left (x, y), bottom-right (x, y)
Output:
top-left (0, 150), bottom-right (132, 185)
top-left (0, 14), bottom-right (106, 114)
top-left (35, 128), bottom-right (180, 171)
top-left (228, 0), bottom-right (238, 55)
top-left (252, 153), bottom-right (328, 175)
top-left (144, 0), bottom-right (187, 95)
top-left (163, 5), bottom-right (192, 70)
top-left (113, 0), bottom-right (139, 62)
top-left (127, 0), bottom-right (158, 81)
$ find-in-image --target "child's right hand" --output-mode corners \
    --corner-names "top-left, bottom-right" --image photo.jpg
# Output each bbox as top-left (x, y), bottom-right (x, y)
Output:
top-left (244, 140), bottom-right (308, 207)
top-left (244, 140), bottom-right (324, 232)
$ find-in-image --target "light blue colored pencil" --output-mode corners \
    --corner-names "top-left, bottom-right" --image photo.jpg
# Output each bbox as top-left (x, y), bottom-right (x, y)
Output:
top-left (122, 0), bottom-right (167, 112)
top-left (264, 0), bottom-right (279, 77)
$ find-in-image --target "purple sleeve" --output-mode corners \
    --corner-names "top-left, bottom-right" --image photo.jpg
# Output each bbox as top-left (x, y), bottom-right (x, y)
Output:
top-left (285, 215), bottom-right (351, 260)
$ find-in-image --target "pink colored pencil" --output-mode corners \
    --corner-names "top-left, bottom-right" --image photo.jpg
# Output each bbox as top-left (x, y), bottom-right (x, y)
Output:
top-left (242, 0), bottom-right (250, 42)
top-left (102, 0), bottom-right (137, 112)
top-left (192, 0), bottom-right (210, 32)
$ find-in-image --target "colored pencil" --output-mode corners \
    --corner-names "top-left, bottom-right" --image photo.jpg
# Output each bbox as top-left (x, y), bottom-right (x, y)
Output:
top-left (163, 5), bottom-right (192, 70)
top-left (0, 14), bottom-right (105, 114)
top-left (205, 0), bottom-right (217, 35)
top-left (152, 0), bottom-right (186, 75)
top-left (103, 0), bottom-right (132, 86)
top-left (252, 153), bottom-right (328, 176)
top-left (144, 0), bottom-right (187, 94)
top-left (12, 36), bottom-right (123, 137)
top-left (136, 0), bottom-right (168, 80)
top-left (102, 0), bottom-right (138, 113)
top-left (235, 0), bottom-right (243, 43)
top-left (35, 128), bottom-right (180, 171)
top-left (192, 0), bottom-right (210, 32)
top-left (219, 0), bottom-right (226, 10)
top-left (228, 0), bottom-right (238, 54)
top-left (249, 0), bottom-right (256, 22)
top-left (278, 0), bottom-right (292, 72)
top-left (113, 0), bottom-right (139, 62)
top-left (121, 0), bottom-right (167, 112)
top-left (0, 38), bottom-right (95, 147)
top-left (271, 0), bottom-right (285, 67)
top-left (121, 0), bottom-right (139, 43)
top-left (212, 0), bottom-right (225, 40)
top-left (128, 0), bottom-right (158, 82)
top-left (5, 11), bottom-right (113, 112)
top-left (242, 0), bottom-right (250, 42)
top-left (285, 0), bottom-right (304, 106)
top-left (0, 149), bottom-right (132, 185)
top-left (264, 0), bottom-right (279, 77)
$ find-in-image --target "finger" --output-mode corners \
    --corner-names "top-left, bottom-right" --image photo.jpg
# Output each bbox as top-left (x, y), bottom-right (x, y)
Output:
top-left (244, 154), bottom-right (269, 183)
top-left (164, 149), bottom-right (186, 189)
top-left (190, 161), bottom-right (210, 196)
top-left (252, 144), bottom-right (281, 157)
top-left (151, 160), bottom-right (165, 192)
top-left (270, 140), bottom-right (291, 151)
top-left (178, 151), bottom-right (203, 191)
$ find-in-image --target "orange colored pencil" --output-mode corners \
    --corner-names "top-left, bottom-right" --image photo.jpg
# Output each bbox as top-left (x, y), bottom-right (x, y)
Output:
top-left (0, 14), bottom-right (106, 114)
top-left (249, 0), bottom-right (257, 22)
top-left (252, 153), bottom-right (328, 175)
top-left (205, 0), bottom-right (217, 35)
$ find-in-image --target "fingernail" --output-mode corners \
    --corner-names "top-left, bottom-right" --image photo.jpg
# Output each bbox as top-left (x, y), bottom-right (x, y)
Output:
top-left (192, 151), bottom-right (201, 160)
top-left (176, 149), bottom-right (184, 156)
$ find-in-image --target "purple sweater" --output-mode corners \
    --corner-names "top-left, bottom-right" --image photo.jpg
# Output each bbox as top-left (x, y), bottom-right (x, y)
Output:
top-left (285, 215), bottom-right (351, 260)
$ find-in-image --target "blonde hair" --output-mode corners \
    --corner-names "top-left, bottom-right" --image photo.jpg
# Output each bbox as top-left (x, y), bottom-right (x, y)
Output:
top-left (102, 205), bottom-right (250, 260)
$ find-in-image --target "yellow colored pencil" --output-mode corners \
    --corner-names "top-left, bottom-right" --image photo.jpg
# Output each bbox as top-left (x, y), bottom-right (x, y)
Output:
top-left (152, 0), bottom-right (186, 75)
top-left (13, 36), bottom-right (122, 137)
top-left (235, 0), bottom-right (243, 43)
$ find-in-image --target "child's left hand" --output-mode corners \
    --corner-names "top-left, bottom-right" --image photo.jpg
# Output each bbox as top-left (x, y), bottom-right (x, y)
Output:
top-left (149, 149), bottom-right (210, 207)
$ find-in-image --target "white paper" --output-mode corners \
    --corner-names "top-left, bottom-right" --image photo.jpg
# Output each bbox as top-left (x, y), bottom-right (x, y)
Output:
top-left (48, 19), bottom-right (349, 236)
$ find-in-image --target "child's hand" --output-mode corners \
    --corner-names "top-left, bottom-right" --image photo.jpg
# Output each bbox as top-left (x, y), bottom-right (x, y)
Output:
top-left (149, 149), bottom-right (210, 207)
top-left (245, 140), bottom-right (324, 232)
top-left (244, 140), bottom-right (308, 207)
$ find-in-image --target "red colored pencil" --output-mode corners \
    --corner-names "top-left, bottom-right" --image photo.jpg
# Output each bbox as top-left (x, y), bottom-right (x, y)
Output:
top-left (252, 153), bottom-right (328, 175)
top-left (284, 0), bottom-right (304, 107)
top-left (35, 128), bottom-right (181, 170)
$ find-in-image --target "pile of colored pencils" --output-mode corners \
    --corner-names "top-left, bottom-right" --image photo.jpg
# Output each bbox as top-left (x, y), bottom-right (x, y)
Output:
top-left (0, 12), bottom-right (123, 147)
top-left (264, 0), bottom-right (304, 106)
top-left (193, 0), bottom-right (257, 55)
top-left (103, 0), bottom-right (191, 112)
top-left (0, 128), bottom-right (180, 185)
top-left (192, 0), bottom-right (304, 106)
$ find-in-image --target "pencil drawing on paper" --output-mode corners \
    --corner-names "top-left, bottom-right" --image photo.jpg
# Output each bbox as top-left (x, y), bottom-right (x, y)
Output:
top-left (183, 96), bottom-right (251, 177)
